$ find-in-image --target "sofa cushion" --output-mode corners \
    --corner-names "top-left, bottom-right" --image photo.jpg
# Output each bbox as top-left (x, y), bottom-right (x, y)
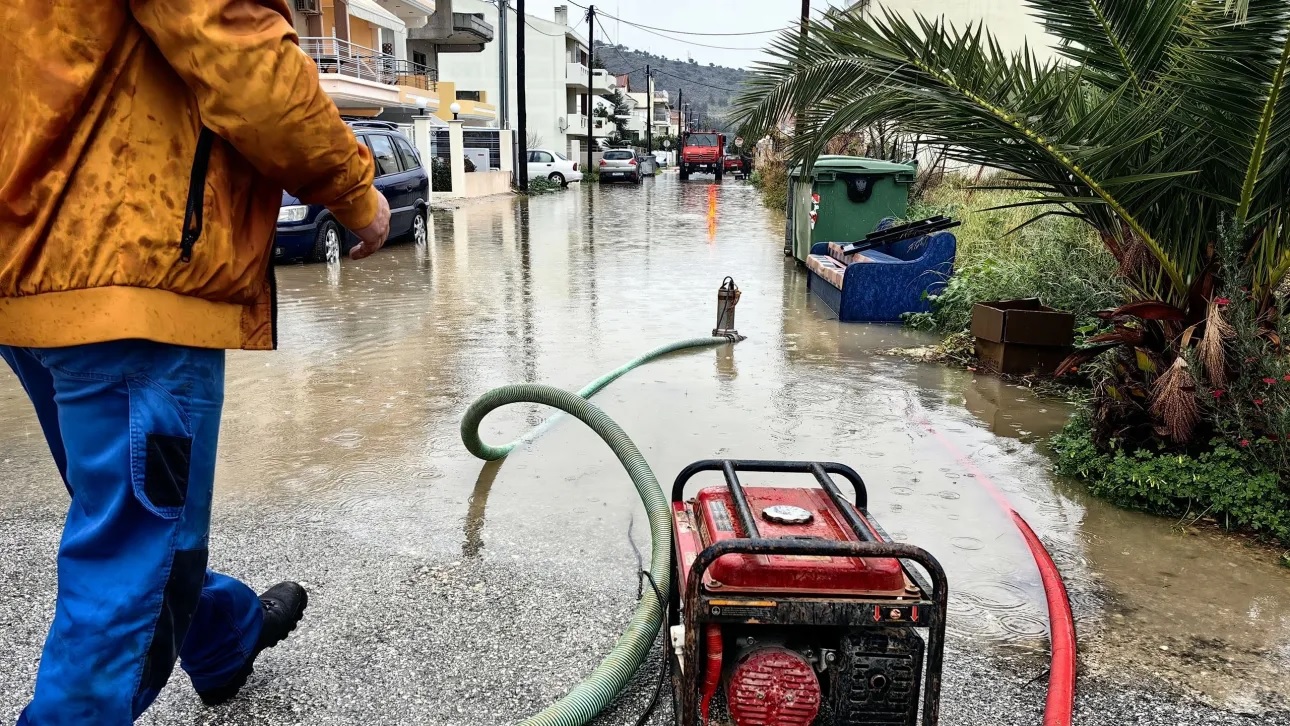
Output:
top-left (807, 254), bottom-right (846, 290)
top-left (853, 250), bottom-right (902, 264)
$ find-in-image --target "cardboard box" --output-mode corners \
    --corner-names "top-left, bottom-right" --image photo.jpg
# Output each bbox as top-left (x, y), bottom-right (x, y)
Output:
top-left (971, 299), bottom-right (1075, 375)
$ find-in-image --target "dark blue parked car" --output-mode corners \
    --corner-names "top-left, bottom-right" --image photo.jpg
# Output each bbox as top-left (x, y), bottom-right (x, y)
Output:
top-left (275, 120), bottom-right (430, 263)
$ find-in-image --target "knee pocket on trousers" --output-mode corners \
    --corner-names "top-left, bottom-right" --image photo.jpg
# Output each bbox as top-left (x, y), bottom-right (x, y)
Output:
top-left (128, 377), bottom-right (194, 519)
top-left (136, 547), bottom-right (209, 709)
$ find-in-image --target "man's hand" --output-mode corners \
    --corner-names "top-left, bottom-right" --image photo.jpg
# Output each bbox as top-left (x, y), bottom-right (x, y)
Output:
top-left (350, 193), bottom-right (391, 260)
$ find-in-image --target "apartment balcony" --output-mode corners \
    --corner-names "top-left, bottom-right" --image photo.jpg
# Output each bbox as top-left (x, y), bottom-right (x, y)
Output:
top-left (592, 69), bottom-right (617, 94)
top-left (410, 10), bottom-right (494, 52)
top-left (301, 37), bottom-right (438, 111)
top-left (435, 83), bottom-right (496, 124)
top-left (563, 114), bottom-right (589, 135)
top-left (566, 62), bottom-right (590, 91)
top-left (374, 0), bottom-right (436, 28)
top-left (455, 99), bottom-right (497, 123)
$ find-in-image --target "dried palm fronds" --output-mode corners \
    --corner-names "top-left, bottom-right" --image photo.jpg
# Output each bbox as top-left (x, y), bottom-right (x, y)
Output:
top-left (1197, 301), bottom-right (1235, 387)
top-left (1149, 358), bottom-right (1200, 444)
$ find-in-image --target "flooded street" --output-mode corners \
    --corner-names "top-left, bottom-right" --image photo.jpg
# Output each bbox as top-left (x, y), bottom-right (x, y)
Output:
top-left (1, 174), bottom-right (1288, 724)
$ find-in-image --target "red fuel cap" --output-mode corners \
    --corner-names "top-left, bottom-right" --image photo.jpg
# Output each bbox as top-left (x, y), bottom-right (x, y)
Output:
top-left (727, 647), bottom-right (822, 726)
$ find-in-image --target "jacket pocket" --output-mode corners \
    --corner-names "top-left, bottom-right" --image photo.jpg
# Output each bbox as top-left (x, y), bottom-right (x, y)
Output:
top-left (179, 127), bottom-right (216, 263)
top-left (128, 377), bottom-right (194, 519)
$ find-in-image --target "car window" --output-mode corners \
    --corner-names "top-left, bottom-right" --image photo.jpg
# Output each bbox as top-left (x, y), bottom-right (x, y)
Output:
top-left (394, 137), bottom-right (420, 170)
top-left (603, 150), bottom-right (634, 160)
top-left (365, 134), bottom-right (401, 176)
top-left (552, 151), bottom-right (568, 161)
top-left (533, 151), bottom-right (554, 163)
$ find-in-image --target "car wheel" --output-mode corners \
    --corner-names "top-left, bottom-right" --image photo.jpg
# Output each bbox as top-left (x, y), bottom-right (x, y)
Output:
top-left (310, 219), bottom-right (342, 263)
top-left (410, 208), bottom-right (428, 246)
top-left (549, 172), bottom-right (566, 187)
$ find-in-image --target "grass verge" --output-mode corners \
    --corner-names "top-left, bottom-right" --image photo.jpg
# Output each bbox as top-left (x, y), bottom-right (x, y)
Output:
top-left (903, 178), bottom-right (1121, 334)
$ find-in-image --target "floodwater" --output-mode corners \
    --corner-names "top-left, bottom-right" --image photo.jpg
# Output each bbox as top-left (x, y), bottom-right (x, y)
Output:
top-left (1, 175), bottom-right (1288, 715)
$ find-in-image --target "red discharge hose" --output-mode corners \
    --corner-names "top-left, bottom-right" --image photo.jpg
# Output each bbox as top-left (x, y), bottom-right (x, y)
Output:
top-left (917, 419), bottom-right (1077, 726)
top-left (700, 624), bottom-right (724, 724)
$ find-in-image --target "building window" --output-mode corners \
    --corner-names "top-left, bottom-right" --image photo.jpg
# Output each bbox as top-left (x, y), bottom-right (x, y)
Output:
top-left (413, 50), bottom-right (428, 67)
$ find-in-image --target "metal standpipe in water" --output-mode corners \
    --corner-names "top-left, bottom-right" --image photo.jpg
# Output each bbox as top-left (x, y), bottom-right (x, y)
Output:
top-left (458, 281), bottom-right (1077, 726)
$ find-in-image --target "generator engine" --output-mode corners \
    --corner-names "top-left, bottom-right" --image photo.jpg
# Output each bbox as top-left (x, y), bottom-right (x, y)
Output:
top-left (668, 460), bottom-right (947, 726)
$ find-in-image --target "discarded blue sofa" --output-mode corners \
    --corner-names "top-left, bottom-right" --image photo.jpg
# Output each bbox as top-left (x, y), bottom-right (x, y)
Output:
top-left (805, 222), bottom-right (957, 323)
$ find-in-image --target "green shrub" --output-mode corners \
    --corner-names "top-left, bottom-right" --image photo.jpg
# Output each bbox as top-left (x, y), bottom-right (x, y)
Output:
top-left (431, 158), bottom-right (451, 192)
top-left (1052, 417), bottom-right (1290, 543)
top-left (525, 177), bottom-right (562, 195)
top-left (903, 179), bottom-right (1121, 333)
top-left (752, 156), bottom-right (788, 212)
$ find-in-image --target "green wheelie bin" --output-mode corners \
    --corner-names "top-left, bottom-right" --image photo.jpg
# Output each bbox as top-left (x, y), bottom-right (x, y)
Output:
top-left (786, 155), bottom-right (917, 263)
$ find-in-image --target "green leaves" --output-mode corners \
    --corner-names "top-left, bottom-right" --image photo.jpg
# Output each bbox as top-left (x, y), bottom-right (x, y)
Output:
top-left (736, 1), bottom-right (1290, 310)
top-left (1022, 0), bottom-right (1190, 93)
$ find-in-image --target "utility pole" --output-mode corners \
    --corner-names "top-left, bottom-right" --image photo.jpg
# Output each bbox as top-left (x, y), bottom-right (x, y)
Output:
top-left (517, 0), bottom-right (528, 187)
top-left (586, 4), bottom-right (596, 173)
top-left (677, 88), bottom-right (683, 135)
top-left (645, 65), bottom-right (653, 153)
top-left (498, 0), bottom-right (509, 129)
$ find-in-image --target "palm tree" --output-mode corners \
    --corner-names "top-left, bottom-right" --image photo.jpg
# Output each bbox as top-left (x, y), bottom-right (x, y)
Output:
top-left (737, 0), bottom-right (1290, 448)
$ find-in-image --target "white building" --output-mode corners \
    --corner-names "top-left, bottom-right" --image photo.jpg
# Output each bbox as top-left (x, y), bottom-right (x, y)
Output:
top-left (285, 0), bottom-right (498, 125)
top-left (855, 0), bottom-right (1058, 60)
top-left (437, 2), bottom-right (615, 158)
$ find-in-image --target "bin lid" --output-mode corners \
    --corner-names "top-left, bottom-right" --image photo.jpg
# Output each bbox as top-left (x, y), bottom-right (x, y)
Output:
top-left (790, 155), bottom-right (916, 178)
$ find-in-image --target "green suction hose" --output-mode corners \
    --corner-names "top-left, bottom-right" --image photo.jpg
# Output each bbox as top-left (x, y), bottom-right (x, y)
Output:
top-left (460, 335), bottom-right (742, 726)
top-left (467, 335), bottom-right (743, 461)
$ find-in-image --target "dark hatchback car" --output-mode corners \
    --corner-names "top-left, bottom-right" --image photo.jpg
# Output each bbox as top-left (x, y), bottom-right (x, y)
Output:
top-left (275, 120), bottom-right (430, 263)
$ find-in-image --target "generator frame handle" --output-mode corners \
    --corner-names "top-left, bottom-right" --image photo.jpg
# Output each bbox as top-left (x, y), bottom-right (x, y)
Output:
top-left (679, 538), bottom-right (949, 726)
top-left (672, 459), bottom-right (869, 510)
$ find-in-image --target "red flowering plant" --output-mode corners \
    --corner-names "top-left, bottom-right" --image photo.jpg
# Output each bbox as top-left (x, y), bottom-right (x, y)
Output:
top-left (1194, 253), bottom-right (1290, 475)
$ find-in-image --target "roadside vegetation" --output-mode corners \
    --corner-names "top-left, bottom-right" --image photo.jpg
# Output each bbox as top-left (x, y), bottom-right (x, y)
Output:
top-left (749, 156), bottom-right (788, 213)
top-left (737, 1), bottom-right (1290, 544)
top-left (903, 179), bottom-right (1121, 335)
top-left (524, 177), bottom-right (563, 196)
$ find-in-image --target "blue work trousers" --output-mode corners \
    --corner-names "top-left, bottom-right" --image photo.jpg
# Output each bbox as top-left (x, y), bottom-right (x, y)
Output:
top-left (1, 340), bottom-right (263, 725)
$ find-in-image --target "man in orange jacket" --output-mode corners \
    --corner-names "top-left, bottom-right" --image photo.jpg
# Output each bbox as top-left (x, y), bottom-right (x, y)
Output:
top-left (0, 2), bottom-right (392, 723)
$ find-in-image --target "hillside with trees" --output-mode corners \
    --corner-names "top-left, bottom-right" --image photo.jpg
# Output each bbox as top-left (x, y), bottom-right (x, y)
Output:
top-left (592, 42), bottom-right (749, 131)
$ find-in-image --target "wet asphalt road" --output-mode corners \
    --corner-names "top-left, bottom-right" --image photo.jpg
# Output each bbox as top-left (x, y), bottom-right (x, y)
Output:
top-left (1, 174), bottom-right (1288, 725)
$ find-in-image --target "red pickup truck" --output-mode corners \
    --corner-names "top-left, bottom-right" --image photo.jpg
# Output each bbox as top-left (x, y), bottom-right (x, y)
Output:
top-left (679, 131), bottom-right (725, 181)
top-left (723, 155), bottom-right (747, 179)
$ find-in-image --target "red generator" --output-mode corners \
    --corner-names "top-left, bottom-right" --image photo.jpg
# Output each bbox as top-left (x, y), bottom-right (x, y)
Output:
top-left (668, 460), bottom-right (947, 726)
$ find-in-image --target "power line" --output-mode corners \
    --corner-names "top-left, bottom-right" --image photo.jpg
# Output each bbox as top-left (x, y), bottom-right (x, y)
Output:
top-left (613, 19), bottom-right (765, 51)
top-left (651, 68), bottom-right (743, 93)
top-left (593, 11), bottom-right (619, 48)
top-left (566, 0), bottom-right (790, 36)
top-left (523, 18), bottom-right (567, 37)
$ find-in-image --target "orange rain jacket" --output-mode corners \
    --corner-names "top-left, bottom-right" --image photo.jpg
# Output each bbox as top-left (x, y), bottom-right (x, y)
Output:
top-left (0, 0), bottom-right (379, 351)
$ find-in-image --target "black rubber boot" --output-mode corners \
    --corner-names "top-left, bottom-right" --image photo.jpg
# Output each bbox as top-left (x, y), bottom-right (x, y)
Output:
top-left (197, 581), bottom-right (308, 706)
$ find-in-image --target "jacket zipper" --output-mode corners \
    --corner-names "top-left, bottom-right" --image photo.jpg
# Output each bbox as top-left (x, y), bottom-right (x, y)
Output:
top-left (179, 127), bottom-right (215, 263)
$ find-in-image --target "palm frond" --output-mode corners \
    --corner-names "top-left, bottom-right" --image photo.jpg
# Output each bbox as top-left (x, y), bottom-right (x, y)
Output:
top-left (735, 8), bottom-right (1194, 296)
top-left (1022, 0), bottom-right (1191, 92)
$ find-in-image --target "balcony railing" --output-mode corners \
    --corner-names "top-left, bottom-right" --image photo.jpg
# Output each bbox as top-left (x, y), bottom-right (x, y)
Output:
top-left (300, 37), bottom-right (438, 91)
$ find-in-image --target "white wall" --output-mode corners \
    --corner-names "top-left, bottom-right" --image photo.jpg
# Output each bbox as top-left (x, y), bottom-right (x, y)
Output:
top-left (437, 0), bottom-right (589, 157)
top-left (866, 0), bottom-right (1059, 61)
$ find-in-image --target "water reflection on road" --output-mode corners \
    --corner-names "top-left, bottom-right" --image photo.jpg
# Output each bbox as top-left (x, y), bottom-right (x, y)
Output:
top-left (0, 174), bottom-right (1286, 712)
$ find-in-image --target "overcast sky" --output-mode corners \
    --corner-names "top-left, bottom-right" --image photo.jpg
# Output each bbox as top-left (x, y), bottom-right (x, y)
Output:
top-left (522, 0), bottom-right (850, 69)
